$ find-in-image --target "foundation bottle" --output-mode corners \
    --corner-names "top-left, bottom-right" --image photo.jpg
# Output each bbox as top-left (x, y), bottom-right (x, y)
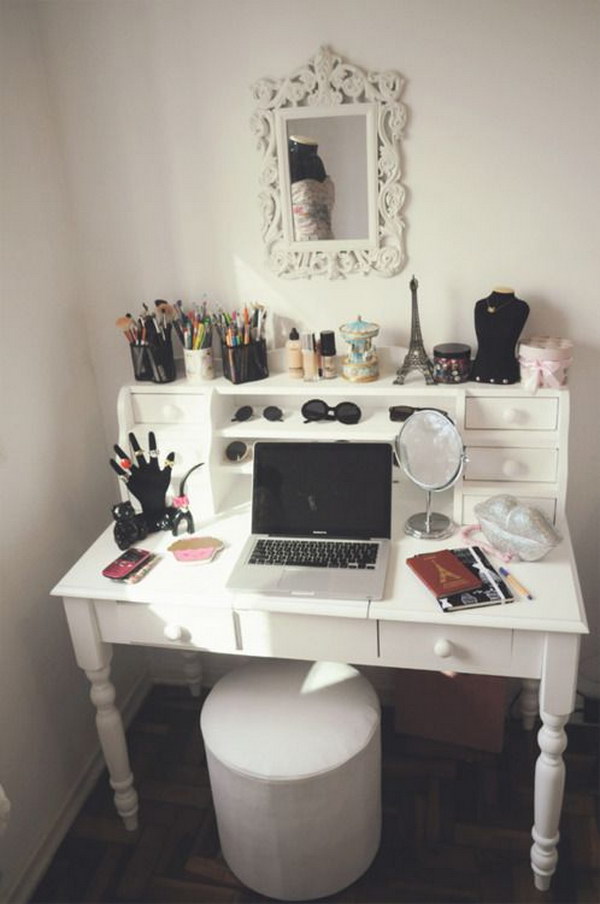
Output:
top-left (286, 328), bottom-right (303, 379)
top-left (300, 332), bottom-right (319, 381)
top-left (320, 331), bottom-right (337, 379)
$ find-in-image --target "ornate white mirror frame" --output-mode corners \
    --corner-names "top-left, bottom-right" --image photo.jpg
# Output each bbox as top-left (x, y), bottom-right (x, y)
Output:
top-left (251, 46), bottom-right (408, 279)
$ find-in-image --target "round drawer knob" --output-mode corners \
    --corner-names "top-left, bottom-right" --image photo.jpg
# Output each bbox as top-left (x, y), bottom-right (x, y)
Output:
top-left (502, 458), bottom-right (523, 478)
top-left (164, 624), bottom-right (184, 642)
top-left (161, 404), bottom-right (182, 421)
top-left (502, 407), bottom-right (521, 425)
top-left (434, 639), bottom-right (453, 659)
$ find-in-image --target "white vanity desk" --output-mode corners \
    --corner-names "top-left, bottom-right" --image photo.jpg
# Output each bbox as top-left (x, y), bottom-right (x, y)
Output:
top-left (52, 349), bottom-right (587, 892)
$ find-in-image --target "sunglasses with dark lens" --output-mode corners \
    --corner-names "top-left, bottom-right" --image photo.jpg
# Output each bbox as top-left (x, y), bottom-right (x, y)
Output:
top-left (231, 405), bottom-right (283, 423)
top-left (301, 399), bottom-right (362, 425)
top-left (225, 440), bottom-right (250, 462)
top-left (388, 405), bottom-right (448, 422)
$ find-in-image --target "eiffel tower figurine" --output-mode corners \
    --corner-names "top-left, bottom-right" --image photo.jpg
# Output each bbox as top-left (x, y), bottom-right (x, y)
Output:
top-left (394, 275), bottom-right (436, 384)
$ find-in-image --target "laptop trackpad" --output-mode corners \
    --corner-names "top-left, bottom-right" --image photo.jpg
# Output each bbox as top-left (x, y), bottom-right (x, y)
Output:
top-left (277, 568), bottom-right (331, 595)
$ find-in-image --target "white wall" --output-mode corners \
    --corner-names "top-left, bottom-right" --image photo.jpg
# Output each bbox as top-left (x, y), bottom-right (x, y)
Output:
top-left (1, 0), bottom-right (598, 896)
top-left (0, 3), bottom-right (147, 899)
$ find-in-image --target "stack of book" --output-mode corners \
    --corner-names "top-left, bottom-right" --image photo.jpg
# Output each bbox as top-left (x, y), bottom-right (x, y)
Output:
top-left (406, 546), bottom-right (513, 612)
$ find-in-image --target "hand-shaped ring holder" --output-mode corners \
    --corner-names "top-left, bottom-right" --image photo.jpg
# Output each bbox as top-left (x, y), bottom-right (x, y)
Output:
top-left (109, 431), bottom-right (203, 550)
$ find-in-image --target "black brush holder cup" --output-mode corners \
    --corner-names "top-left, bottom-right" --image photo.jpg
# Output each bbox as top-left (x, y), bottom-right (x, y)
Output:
top-left (130, 336), bottom-right (176, 383)
top-left (130, 345), bottom-right (153, 381)
top-left (147, 337), bottom-right (176, 383)
top-left (221, 339), bottom-right (269, 384)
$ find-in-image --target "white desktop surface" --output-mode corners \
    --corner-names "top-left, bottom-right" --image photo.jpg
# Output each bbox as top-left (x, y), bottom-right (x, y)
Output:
top-left (53, 485), bottom-right (587, 635)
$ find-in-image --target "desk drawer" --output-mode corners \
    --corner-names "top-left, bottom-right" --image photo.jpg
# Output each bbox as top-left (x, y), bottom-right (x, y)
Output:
top-left (465, 397), bottom-right (558, 430)
top-left (378, 622), bottom-right (513, 675)
top-left (95, 600), bottom-right (237, 653)
top-left (464, 447), bottom-right (557, 482)
top-left (131, 393), bottom-right (207, 425)
top-left (238, 611), bottom-right (379, 664)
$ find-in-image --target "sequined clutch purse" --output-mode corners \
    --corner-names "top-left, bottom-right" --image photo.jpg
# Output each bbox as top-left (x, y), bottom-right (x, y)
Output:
top-left (474, 495), bottom-right (561, 562)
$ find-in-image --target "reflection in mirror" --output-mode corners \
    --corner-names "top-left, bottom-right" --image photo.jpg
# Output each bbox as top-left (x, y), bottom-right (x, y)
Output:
top-left (288, 133), bottom-right (334, 241)
top-left (395, 410), bottom-right (466, 539)
top-left (251, 46), bottom-right (407, 279)
top-left (285, 114), bottom-right (369, 242)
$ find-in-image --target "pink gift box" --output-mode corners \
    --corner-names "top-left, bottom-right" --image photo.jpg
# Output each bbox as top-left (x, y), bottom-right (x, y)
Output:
top-left (519, 336), bottom-right (573, 390)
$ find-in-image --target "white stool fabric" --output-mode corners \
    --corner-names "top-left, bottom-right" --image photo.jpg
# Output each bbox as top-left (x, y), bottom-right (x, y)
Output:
top-left (200, 659), bottom-right (381, 901)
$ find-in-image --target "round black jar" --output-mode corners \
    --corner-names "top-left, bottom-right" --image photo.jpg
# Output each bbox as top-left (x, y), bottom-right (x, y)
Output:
top-left (433, 343), bottom-right (471, 383)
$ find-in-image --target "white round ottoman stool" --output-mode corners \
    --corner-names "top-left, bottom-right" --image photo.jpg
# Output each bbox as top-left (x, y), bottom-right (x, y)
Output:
top-left (200, 659), bottom-right (381, 901)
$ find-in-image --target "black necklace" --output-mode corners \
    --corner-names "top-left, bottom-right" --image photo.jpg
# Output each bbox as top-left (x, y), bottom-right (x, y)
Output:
top-left (486, 297), bottom-right (513, 313)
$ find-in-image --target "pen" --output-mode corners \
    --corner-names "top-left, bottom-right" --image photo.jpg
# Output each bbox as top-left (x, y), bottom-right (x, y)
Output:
top-left (499, 567), bottom-right (534, 600)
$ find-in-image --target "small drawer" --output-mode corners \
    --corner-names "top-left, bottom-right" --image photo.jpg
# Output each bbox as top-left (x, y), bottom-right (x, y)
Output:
top-left (238, 611), bottom-right (379, 664)
top-left (464, 447), bottom-right (558, 482)
top-left (465, 397), bottom-right (558, 430)
top-left (131, 393), bottom-right (207, 424)
top-left (462, 494), bottom-right (557, 525)
top-left (95, 600), bottom-right (237, 653)
top-left (378, 622), bottom-right (513, 674)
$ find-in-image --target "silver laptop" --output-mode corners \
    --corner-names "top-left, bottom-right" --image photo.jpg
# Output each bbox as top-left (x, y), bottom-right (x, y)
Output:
top-left (226, 441), bottom-right (392, 600)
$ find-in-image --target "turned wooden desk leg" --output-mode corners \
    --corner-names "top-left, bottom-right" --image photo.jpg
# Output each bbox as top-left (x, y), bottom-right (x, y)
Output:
top-left (531, 633), bottom-right (580, 890)
top-left (86, 659), bottom-right (139, 830)
top-left (531, 711), bottom-right (568, 890)
top-left (521, 678), bottom-right (540, 730)
top-left (182, 651), bottom-right (203, 697)
top-left (63, 598), bottom-right (139, 831)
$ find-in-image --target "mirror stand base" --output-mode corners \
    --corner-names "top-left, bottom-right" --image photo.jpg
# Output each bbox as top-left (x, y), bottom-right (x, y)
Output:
top-left (404, 512), bottom-right (455, 540)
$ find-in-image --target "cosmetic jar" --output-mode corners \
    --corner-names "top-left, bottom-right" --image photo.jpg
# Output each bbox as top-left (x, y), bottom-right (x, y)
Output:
top-left (433, 343), bottom-right (471, 383)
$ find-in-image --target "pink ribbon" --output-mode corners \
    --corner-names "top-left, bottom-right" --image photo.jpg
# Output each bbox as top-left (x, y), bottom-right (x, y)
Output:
top-left (518, 356), bottom-right (572, 389)
top-left (458, 523), bottom-right (515, 562)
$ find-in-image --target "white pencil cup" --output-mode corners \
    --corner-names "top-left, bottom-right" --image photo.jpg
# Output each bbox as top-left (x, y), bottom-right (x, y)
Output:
top-left (183, 347), bottom-right (215, 382)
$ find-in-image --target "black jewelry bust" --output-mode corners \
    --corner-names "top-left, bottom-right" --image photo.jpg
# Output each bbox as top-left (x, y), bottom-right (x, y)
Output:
top-left (288, 136), bottom-right (327, 184)
top-left (470, 288), bottom-right (529, 384)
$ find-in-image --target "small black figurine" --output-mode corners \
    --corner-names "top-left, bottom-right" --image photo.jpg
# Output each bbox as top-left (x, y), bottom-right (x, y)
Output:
top-left (470, 287), bottom-right (529, 384)
top-left (111, 501), bottom-right (149, 550)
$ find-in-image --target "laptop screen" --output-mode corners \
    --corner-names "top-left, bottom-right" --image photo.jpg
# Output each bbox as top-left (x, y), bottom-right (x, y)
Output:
top-left (252, 442), bottom-right (392, 539)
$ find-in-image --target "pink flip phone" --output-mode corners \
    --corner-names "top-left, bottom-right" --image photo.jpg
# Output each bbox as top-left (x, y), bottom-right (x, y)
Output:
top-left (102, 547), bottom-right (152, 580)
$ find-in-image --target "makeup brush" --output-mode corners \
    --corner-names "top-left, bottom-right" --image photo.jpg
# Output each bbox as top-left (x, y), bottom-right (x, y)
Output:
top-left (115, 314), bottom-right (136, 343)
top-left (155, 300), bottom-right (175, 322)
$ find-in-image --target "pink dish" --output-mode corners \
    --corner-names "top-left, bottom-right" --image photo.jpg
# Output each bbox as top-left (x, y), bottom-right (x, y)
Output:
top-left (171, 546), bottom-right (216, 563)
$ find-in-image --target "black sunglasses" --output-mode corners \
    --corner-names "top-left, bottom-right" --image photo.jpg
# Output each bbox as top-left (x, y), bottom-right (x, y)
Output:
top-left (225, 440), bottom-right (250, 462)
top-left (231, 405), bottom-right (283, 423)
top-left (301, 399), bottom-right (362, 425)
top-left (389, 405), bottom-right (448, 422)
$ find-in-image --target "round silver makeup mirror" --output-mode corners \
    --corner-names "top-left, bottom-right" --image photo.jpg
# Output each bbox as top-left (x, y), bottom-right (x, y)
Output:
top-left (394, 409), bottom-right (466, 539)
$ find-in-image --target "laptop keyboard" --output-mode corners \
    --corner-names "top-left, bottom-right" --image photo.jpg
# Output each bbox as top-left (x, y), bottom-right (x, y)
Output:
top-left (248, 539), bottom-right (379, 569)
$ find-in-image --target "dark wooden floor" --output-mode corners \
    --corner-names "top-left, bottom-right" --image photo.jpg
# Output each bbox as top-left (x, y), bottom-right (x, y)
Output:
top-left (32, 683), bottom-right (599, 904)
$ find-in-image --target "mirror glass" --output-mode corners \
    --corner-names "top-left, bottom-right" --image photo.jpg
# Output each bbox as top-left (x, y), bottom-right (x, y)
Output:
top-left (251, 46), bottom-right (407, 279)
top-left (278, 107), bottom-right (374, 243)
top-left (395, 410), bottom-right (466, 539)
